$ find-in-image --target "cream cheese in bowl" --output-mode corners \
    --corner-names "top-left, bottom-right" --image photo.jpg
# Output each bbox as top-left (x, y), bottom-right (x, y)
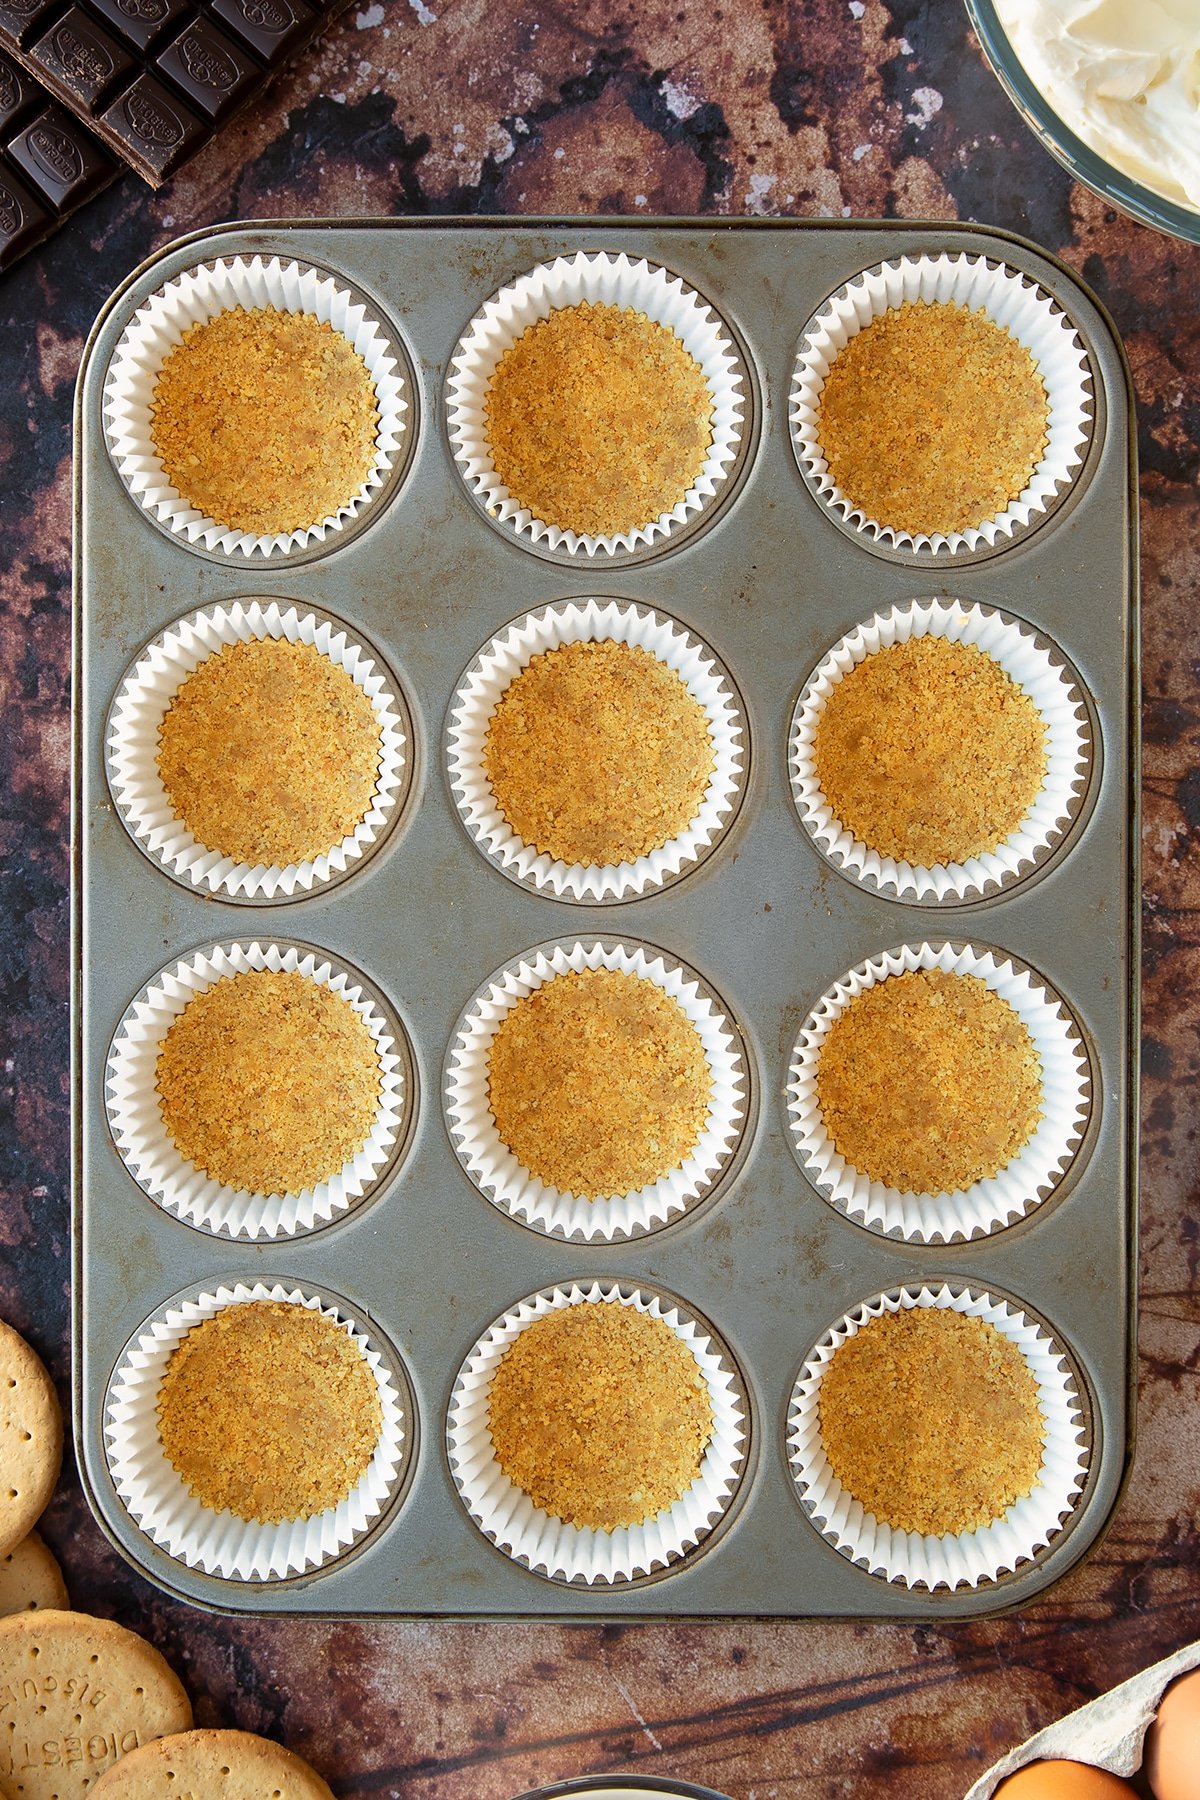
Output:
top-left (993, 0), bottom-right (1200, 215)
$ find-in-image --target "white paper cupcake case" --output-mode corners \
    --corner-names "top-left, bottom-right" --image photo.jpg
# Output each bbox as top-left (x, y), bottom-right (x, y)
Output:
top-left (446, 251), bottom-right (747, 558)
top-left (790, 252), bottom-right (1094, 556)
top-left (105, 1281), bottom-right (408, 1582)
top-left (787, 1282), bottom-right (1090, 1590)
top-left (106, 600), bottom-right (409, 902)
top-left (103, 255), bottom-right (410, 559)
top-left (789, 600), bottom-right (1093, 903)
top-left (448, 599), bottom-right (747, 902)
top-left (105, 941), bottom-right (410, 1240)
top-left (786, 941), bottom-right (1092, 1242)
top-left (447, 1281), bottom-right (748, 1585)
top-left (444, 939), bottom-right (748, 1242)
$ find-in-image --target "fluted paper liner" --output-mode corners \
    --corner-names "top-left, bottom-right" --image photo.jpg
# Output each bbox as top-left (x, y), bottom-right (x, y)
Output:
top-left (790, 252), bottom-right (1094, 555)
top-left (107, 600), bottom-right (408, 902)
top-left (105, 1281), bottom-right (407, 1582)
top-left (444, 939), bottom-right (748, 1242)
top-left (103, 255), bottom-right (409, 559)
top-left (967, 1639), bottom-right (1200, 1798)
top-left (106, 941), bottom-right (409, 1239)
top-left (788, 1283), bottom-right (1089, 1590)
top-left (446, 251), bottom-right (746, 557)
top-left (786, 941), bottom-right (1091, 1242)
top-left (448, 599), bottom-right (746, 902)
top-left (789, 600), bottom-right (1093, 903)
top-left (447, 1281), bottom-right (747, 1584)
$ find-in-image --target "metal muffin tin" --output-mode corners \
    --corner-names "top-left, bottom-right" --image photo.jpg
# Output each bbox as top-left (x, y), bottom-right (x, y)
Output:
top-left (72, 217), bottom-right (1139, 1618)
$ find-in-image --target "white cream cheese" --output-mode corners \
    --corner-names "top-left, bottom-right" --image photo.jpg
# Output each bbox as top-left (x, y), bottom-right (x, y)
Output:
top-left (993, 0), bottom-right (1200, 214)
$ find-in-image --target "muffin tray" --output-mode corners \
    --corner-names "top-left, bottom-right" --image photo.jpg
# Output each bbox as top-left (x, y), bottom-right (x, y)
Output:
top-left (71, 217), bottom-right (1139, 1618)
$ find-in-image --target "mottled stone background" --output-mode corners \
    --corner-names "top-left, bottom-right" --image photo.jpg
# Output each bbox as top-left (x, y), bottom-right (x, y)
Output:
top-left (1, 2), bottom-right (1198, 1795)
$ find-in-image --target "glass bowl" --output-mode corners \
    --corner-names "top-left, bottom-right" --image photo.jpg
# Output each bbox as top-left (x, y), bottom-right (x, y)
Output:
top-left (965, 0), bottom-right (1200, 246)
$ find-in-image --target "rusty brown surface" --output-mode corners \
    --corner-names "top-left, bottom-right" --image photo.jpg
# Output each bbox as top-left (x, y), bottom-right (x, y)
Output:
top-left (1, 2), bottom-right (1198, 1795)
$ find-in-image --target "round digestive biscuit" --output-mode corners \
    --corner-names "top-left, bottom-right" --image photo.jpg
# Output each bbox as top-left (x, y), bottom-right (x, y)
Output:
top-left (0, 1323), bottom-right (63, 1560)
top-left (155, 638), bottom-right (383, 869)
top-left (482, 638), bottom-right (715, 868)
top-left (815, 966), bottom-right (1043, 1195)
top-left (0, 1534), bottom-right (68, 1618)
top-left (154, 968), bottom-right (382, 1198)
top-left (89, 1729), bottom-right (335, 1800)
top-left (486, 967), bottom-right (712, 1198)
top-left (0, 1610), bottom-right (192, 1800)
top-left (811, 635), bottom-right (1047, 868)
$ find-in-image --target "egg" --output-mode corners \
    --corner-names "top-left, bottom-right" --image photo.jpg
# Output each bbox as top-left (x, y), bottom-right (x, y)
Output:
top-left (993, 1762), bottom-right (1138, 1800)
top-left (1145, 1666), bottom-right (1200, 1800)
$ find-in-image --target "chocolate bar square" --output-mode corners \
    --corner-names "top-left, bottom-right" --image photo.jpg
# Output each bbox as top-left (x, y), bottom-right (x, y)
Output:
top-left (30, 6), bottom-right (135, 107)
top-left (208, 0), bottom-right (317, 65)
top-left (0, 46), bottom-right (42, 130)
top-left (99, 68), bottom-right (203, 177)
top-left (157, 17), bottom-right (261, 122)
top-left (84, 0), bottom-right (189, 54)
top-left (0, 152), bottom-right (50, 263)
top-left (7, 102), bottom-right (116, 206)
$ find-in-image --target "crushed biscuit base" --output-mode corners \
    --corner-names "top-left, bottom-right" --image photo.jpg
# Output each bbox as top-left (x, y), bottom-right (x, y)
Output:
top-left (487, 968), bottom-right (711, 1199)
top-left (156, 968), bottom-right (382, 1196)
top-left (817, 1306), bottom-right (1045, 1537)
top-left (483, 639), bottom-right (715, 866)
top-left (813, 636), bottom-right (1048, 866)
top-left (487, 1302), bottom-right (714, 1530)
top-left (816, 967), bottom-right (1043, 1195)
top-left (156, 1300), bottom-right (382, 1524)
top-left (483, 301), bottom-right (714, 537)
top-left (816, 300), bottom-right (1050, 536)
top-left (156, 638), bottom-right (383, 867)
top-left (150, 306), bottom-right (380, 536)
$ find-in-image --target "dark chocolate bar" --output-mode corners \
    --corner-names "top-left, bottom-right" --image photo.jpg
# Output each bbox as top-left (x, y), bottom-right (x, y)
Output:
top-left (0, 0), bottom-right (350, 270)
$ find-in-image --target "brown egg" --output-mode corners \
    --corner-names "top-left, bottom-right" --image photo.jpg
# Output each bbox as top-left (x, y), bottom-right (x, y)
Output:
top-left (993, 1762), bottom-right (1138, 1800)
top-left (1145, 1666), bottom-right (1200, 1800)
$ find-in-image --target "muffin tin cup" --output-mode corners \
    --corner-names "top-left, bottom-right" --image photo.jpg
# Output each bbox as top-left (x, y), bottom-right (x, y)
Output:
top-left (103, 254), bottom-right (410, 560)
top-left (786, 941), bottom-right (1093, 1242)
top-left (105, 941), bottom-right (412, 1241)
top-left (106, 600), bottom-right (411, 903)
top-left (789, 599), bottom-right (1094, 904)
top-left (447, 598), bottom-right (747, 903)
top-left (104, 1281), bottom-right (409, 1582)
top-left (787, 1282), bottom-right (1090, 1590)
top-left (446, 251), bottom-right (747, 559)
top-left (447, 1280), bottom-right (748, 1586)
top-left (790, 252), bottom-right (1094, 557)
top-left (444, 938), bottom-right (750, 1243)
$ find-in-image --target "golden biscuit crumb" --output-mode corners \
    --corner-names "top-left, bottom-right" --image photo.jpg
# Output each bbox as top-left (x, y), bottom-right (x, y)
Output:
top-left (156, 968), bottom-right (382, 1196)
top-left (487, 967), bottom-right (712, 1198)
top-left (483, 639), bottom-right (715, 866)
top-left (484, 301), bottom-right (713, 536)
top-left (157, 638), bottom-right (383, 867)
top-left (818, 1306), bottom-right (1045, 1537)
top-left (816, 300), bottom-right (1050, 536)
top-left (815, 967), bottom-right (1042, 1194)
top-left (488, 1302), bottom-right (714, 1530)
top-left (157, 1300), bottom-right (382, 1524)
top-left (812, 636), bottom-right (1047, 866)
top-left (150, 306), bottom-right (379, 536)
